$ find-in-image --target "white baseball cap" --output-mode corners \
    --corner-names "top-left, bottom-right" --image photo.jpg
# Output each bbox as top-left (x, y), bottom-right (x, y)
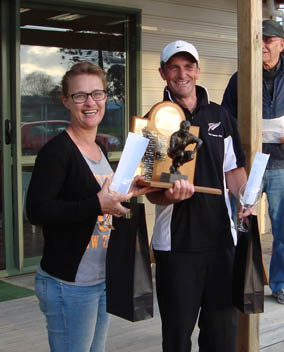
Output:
top-left (160, 40), bottom-right (199, 64)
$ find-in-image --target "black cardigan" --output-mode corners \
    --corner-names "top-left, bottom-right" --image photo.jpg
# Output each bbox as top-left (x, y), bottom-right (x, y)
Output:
top-left (27, 131), bottom-right (108, 282)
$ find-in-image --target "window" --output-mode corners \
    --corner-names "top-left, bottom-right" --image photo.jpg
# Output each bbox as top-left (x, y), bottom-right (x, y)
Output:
top-left (20, 3), bottom-right (139, 156)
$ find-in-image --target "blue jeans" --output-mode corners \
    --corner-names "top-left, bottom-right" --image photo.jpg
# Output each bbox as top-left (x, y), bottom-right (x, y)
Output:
top-left (35, 272), bottom-right (110, 352)
top-left (263, 169), bottom-right (284, 293)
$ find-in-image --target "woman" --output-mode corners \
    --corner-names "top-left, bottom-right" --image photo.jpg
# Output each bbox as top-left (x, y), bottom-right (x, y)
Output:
top-left (27, 61), bottom-right (149, 352)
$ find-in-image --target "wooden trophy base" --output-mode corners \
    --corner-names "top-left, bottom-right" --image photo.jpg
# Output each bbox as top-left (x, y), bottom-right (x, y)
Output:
top-left (137, 179), bottom-right (222, 195)
top-left (160, 172), bottom-right (187, 183)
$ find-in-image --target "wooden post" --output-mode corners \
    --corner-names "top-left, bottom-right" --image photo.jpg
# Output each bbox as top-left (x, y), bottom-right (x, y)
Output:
top-left (237, 0), bottom-right (262, 351)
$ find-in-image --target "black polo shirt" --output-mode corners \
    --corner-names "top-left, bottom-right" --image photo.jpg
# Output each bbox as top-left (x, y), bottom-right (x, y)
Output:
top-left (152, 86), bottom-right (245, 252)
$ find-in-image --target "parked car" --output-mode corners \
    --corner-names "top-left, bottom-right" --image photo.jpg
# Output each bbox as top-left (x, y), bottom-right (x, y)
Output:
top-left (95, 133), bottom-right (120, 152)
top-left (21, 120), bottom-right (120, 155)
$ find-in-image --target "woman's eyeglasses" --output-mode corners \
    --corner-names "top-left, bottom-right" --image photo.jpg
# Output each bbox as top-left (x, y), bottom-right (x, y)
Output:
top-left (67, 90), bottom-right (106, 104)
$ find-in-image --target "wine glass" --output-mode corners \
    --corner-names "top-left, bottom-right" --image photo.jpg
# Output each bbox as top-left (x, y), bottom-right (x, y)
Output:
top-left (237, 183), bottom-right (262, 232)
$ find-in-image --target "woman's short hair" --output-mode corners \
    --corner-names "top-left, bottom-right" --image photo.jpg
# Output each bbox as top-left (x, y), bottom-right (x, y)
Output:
top-left (61, 61), bottom-right (107, 96)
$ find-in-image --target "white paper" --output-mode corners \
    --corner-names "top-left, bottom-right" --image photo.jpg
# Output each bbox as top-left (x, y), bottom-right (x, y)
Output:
top-left (262, 116), bottom-right (284, 143)
top-left (242, 152), bottom-right (270, 205)
top-left (109, 132), bottom-right (149, 195)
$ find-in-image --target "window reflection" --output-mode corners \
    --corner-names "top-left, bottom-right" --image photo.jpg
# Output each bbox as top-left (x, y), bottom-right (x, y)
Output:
top-left (20, 7), bottom-right (127, 156)
top-left (21, 45), bottom-right (125, 155)
top-left (21, 120), bottom-right (70, 155)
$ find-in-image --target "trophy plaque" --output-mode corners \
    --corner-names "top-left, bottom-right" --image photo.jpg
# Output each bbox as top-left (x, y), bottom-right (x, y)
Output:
top-left (131, 101), bottom-right (222, 195)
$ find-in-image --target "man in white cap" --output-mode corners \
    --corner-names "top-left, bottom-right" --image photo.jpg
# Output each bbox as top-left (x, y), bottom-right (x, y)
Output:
top-left (222, 19), bottom-right (284, 305)
top-left (147, 40), bottom-right (248, 351)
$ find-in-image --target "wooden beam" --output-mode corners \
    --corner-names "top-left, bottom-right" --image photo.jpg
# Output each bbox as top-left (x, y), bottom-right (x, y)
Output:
top-left (237, 0), bottom-right (262, 351)
top-left (237, 0), bottom-right (262, 167)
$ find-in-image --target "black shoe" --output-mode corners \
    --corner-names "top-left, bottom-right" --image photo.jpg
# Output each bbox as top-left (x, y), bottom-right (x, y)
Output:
top-left (272, 289), bottom-right (284, 304)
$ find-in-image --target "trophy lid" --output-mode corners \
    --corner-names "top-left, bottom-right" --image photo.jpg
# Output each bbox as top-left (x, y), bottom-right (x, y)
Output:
top-left (147, 101), bottom-right (185, 136)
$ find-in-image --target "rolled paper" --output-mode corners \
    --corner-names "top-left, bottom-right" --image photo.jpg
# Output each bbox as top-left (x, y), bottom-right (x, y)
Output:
top-left (109, 132), bottom-right (149, 195)
top-left (242, 152), bottom-right (270, 205)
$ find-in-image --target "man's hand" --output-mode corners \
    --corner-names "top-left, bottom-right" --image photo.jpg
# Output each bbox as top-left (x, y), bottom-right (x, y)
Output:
top-left (164, 179), bottom-right (195, 203)
top-left (238, 204), bottom-right (256, 227)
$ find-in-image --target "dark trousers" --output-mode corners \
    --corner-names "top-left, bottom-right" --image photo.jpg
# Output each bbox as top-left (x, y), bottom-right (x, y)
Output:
top-left (154, 248), bottom-right (238, 352)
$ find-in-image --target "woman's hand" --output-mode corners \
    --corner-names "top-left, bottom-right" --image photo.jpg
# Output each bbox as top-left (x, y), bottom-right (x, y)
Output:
top-left (129, 175), bottom-right (161, 197)
top-left (97, 177), bottom-right (132, 217)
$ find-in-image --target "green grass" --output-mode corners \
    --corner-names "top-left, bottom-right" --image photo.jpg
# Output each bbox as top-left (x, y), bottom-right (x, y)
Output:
top-left (0, 280), bottom-right (35, 302)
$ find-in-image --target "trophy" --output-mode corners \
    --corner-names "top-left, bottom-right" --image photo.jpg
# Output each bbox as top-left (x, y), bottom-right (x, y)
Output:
top-left (131, 101), bottom-right (222, 195)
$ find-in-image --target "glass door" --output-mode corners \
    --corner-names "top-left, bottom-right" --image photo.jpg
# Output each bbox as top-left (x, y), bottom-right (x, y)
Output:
top-left (0, 0), bottom-right (15, 273)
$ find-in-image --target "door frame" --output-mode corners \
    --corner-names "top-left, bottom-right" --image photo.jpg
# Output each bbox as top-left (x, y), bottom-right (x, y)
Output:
top-left (0, 0), bottom-right (17, 277)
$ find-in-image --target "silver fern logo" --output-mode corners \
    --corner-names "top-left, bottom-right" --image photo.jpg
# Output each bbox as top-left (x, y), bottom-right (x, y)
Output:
top-left (208, 122), bottom-right (222, 137)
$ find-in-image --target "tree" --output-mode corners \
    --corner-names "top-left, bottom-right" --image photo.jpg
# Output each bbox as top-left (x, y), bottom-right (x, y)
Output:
top-left (21, 71), bottom-right (55, 97)
top-left (106, 64), bottom-right (125, 103)
top-left (59, 48), bottom-right (125, 103)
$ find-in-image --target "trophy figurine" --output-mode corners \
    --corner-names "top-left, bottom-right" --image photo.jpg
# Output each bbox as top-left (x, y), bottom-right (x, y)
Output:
top-left (160, 120), bottom-right (203, 183)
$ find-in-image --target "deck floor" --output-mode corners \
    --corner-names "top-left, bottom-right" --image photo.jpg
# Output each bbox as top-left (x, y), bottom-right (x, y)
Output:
top-left (1, 233), bottom-right (284, 352)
